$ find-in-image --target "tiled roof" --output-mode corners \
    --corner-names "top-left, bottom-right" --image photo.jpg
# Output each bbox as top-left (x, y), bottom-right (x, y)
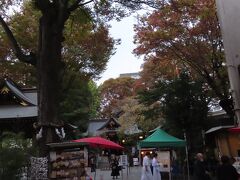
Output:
top-left (5, 79), bottom-right (37, 105)
top-left (0, 79), bottom-right (38, 120)
top-left (205, 125), bottom-right (234, 134)
top-left (0, 105), bottom-right (37, 119)
top-left (87, 119), bottom-right (108, 136)
top-left (97, 117), bottom-right (120, 130)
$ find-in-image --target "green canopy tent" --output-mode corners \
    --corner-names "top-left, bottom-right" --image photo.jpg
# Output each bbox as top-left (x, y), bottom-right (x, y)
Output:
top-left (138, 128), bottom-right (189, 180)
top-left (139, 128), bottom-right (186, 148)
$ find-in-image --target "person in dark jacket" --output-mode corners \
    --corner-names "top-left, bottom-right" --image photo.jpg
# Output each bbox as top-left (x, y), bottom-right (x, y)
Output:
top-left (90, 154), bottom-right (96, 172)
top-left (193, 153), bottom-right (211, 180)
top-left (111, 155), bottom-right (120, 179)
top-left (217, 155), bottom-right (239, 180)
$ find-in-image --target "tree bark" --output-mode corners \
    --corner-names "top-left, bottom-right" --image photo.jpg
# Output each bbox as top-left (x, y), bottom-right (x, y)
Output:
top-left (37, 7), bottom-right (65, 156)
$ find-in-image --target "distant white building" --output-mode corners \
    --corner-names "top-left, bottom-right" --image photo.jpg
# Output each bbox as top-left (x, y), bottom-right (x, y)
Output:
top-left (119, 72), bottom-right (140, 79)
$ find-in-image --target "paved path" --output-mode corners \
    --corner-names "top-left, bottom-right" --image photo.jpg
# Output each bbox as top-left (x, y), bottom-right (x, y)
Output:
top-left (87, 166), bottom-right (142, 180)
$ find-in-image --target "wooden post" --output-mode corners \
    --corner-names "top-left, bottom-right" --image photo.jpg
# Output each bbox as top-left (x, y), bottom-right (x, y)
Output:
top-left (184, 132), bottom-right (190, 180)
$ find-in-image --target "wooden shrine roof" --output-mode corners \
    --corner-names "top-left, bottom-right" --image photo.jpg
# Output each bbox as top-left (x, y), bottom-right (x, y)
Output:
top-left (0, 78), bottom-right (37, 120)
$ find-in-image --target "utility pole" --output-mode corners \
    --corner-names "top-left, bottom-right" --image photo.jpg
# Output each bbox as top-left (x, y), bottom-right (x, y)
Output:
top-left (216, 0), bottom-right (240, 126)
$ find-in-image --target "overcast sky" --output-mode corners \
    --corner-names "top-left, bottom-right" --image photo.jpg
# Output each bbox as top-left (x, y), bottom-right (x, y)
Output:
top-left (95, 14), bottom-right (144, 85)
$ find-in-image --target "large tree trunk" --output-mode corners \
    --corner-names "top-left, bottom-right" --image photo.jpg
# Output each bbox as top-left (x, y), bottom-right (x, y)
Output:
top-left (37, 8), bottom-right (65, 156)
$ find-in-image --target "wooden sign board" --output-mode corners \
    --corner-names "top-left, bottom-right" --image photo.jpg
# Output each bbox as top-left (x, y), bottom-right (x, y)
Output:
top-left (157, 151), bottom-right (170, 172)
top-left (47, 142), bottom-right (88, 179)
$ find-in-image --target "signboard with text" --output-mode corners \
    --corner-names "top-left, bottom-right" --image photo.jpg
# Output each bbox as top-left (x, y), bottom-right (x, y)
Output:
top-left (119, 155), bottom-right (128, 166)
top-left (157, 151), bottom-right (170, 172)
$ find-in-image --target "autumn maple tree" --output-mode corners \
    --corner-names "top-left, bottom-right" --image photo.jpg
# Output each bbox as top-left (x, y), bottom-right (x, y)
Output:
top-left (0, 2), bottom-right (116, 84)
top-left (0, 0), bottom-right (157, 156)
top-left (134, 0), bottom-right (232, 115)
top-left (99, 77), bottom-right (136, 117)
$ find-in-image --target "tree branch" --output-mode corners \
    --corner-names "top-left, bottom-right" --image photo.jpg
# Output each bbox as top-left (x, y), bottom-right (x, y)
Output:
top-left (0, 15), bottom-right (37, 66)
top-left (68, 0), bottom-right (94, 12)
top-left (58, 0), bottom-right (71, 26)
top-left (169, 43), bottom-right (226, 99)
top-left (35, 0), bottom-right (52, 12)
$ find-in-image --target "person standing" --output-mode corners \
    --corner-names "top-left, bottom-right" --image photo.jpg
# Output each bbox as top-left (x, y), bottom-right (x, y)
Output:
top-left (89, 154), bottom-right (96, 172)
top-left (193, 153), bottom-right (211, 180)
top-left (141, 152), bottom-right (153, 180)
top-left (216, 155), bottom-right (239, 180)
top-left (111, 155), bottom-right (120, 179)
top-left (152, 153), bottom-right (161, 180)
top-left (149, 154), bottom-right (153, 175)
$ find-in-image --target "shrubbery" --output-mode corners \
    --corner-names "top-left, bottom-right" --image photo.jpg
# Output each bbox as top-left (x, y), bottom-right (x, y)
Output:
top-left (0, 132), bottom-right (34, 180)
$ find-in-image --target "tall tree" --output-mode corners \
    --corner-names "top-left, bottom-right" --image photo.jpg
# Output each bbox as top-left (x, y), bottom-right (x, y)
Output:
top-left (0, 61), bottom-right (36, 86)
top-left (139, 59), bottom-right (180, 88)
top-left (88, 80), bottom-right (101, 118)
top-left (0, 2), bottom-right (110, 139)
top-left (0, 0), bottom-right (157, 156)
top-left (138, 71), bottom-right (210, 151)
top-left (99, 77), bottom-right (136, 117)
top-left (0, 1), bottom-right (116, 84)
top-left (118, 97), bottom-right (160, 133)
top-left (59, 71), bottom-right (99, 138)
top-left (134, 0), bottom-right (232, 116)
